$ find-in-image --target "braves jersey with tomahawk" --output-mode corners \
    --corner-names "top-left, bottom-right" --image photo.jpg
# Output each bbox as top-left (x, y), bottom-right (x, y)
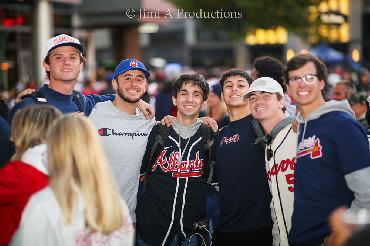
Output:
top-left (137, 125), bottom-right (213, 245)
top-left (265, 123), bottom-right (297, 246)
top-left (289, 109), bottom-right (370, 246)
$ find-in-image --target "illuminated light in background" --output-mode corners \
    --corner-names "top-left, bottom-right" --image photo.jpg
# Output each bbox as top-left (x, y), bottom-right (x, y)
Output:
top-left (286, 49), bottom-right (295, 61)
top-left (0, 63), bottom-right (10, 71)
top-left (139, 23), bottom-right (159, 34)
top-left (245, 26), bottom-right (287, 45)
top-left (352, 49), bottom-right (360, 62)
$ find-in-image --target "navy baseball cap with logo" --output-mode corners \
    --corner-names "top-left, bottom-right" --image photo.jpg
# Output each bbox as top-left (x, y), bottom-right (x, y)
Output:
top-left (113, 58), bottom-right (150, 79)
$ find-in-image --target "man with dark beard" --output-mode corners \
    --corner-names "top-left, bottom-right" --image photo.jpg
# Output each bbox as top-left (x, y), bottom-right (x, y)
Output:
top-left (89, 58), bottom-right (156, 224)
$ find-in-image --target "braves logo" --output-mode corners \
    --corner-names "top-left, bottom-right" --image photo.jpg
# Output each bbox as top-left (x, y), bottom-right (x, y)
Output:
top-left (130, 59), bottom-right (139, 67)
top-left (220, 134), bottom-right (239, 145)
top-left (297, 135), bottom-right (322, 159)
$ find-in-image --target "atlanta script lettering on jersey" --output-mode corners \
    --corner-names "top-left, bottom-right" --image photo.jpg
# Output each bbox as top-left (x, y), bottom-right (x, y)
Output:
top-left (152, 150), bottom-right (203, 178)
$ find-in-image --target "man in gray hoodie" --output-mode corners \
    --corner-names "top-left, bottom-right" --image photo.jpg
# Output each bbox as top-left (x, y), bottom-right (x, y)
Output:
top-left (89, 58), bottom-right (156, 223)
top-left (285, 53), bottom-right (370, 246)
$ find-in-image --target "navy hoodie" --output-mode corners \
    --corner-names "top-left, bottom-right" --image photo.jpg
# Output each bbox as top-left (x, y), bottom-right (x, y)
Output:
top-left (289, 100), bottom-right (370, 245)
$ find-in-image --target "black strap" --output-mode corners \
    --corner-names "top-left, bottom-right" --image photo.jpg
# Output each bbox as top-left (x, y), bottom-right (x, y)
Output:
top-left (72, 91), bottom-right (84, 113)
top-left (22, 90), bottom-right (84, 113)
top-left (252, 118), bottom-right (266, 147)
top-left (21, 91), bottom-right (48, 104)
top-left (199, 125), bottom-right (215, 184)
top-left (147, 124), bottom-right (171, 174)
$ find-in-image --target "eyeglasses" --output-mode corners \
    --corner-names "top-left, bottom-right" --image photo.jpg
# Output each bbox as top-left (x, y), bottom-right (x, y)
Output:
top-left (289, 74), bottom-right (318, 85)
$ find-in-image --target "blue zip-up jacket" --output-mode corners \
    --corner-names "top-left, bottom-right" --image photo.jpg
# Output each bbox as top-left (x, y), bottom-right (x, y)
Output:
top-left (8, 84), bottom-right (114, 123)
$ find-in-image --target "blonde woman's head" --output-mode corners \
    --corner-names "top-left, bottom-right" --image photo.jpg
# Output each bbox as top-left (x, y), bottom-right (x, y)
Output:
top-left (11, 105), bottom-right (62, 160)
top-left (46, 115), bottom-right (124, 234)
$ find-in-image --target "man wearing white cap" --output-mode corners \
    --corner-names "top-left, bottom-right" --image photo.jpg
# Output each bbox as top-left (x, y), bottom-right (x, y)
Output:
top-left (245, 77), bottom-right (297, 246)
top-left (8, 34), bottom-right (152, 122)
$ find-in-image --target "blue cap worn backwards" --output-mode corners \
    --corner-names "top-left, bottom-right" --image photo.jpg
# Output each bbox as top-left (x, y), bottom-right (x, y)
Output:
top-left (113, 58), bottom-right (150, 79)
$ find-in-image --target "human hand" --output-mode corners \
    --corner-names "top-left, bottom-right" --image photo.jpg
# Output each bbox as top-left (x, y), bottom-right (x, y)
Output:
top-left (138, 99), bottom-right (155, 119)
top-left (326, 207), bottom-right (353, 246)
top-left (16, 88), bottom-right (35, 102)
top-left (160, 115), bottom-right (176, 127)
top-left (199, 116), bottom-right (218, 132)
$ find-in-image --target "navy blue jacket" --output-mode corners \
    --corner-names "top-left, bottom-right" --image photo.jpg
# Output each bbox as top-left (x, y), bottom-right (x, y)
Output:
top-left (8, 84), bottom-right (114, 123)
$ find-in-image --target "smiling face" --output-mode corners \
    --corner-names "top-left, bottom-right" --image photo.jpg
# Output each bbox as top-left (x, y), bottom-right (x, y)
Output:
top-left (288, 61), bottom-right (325, 116)
top-left (222, 75), bottom-right (250, 108)
top-left (43, 46), bottom-right (83, 84)
top-left (249, 91), bottom-right (285, 123)
top-left (173, 82), bottom-right (204, 120)
top-left (112, 69), bottom-right (147, 103)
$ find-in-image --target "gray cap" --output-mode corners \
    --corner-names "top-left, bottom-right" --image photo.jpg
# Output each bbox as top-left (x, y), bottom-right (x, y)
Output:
top-left (245, 77), bottom-right (284, 98)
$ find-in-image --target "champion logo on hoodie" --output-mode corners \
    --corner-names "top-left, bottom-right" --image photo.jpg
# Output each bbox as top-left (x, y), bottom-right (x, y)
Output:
top-left (97, 128), bottom-right (149, 139)
top-left (297, 135), bottom-right (322, 159)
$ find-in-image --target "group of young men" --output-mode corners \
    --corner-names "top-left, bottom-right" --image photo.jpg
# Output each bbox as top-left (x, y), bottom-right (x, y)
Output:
top-left (6, 33), bottom-right (370, 246)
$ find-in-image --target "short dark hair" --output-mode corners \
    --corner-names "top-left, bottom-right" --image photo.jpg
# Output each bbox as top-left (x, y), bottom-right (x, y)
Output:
top-left (284, 53), bottom-right (327, 85)
top-left (220, 69), bottom-right (252, 91)
top-left (172, 73), bottom-right (209, 101)
top-left (253, 56), bottom-right (286, 92)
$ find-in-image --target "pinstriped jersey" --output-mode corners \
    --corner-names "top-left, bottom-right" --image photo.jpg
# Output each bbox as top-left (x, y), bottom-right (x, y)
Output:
top-left (265, 123), bottom-right (297, 246)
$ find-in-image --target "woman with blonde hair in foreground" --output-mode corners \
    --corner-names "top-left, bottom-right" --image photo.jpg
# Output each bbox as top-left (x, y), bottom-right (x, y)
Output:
top-left (11, 115), bottom-right (134, 246)
top-left (0, 105), bottom-right (62, 246)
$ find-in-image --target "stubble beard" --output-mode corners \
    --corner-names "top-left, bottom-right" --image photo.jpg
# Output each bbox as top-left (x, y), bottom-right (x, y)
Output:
top-left (116, 85), bottom-right (143, 104)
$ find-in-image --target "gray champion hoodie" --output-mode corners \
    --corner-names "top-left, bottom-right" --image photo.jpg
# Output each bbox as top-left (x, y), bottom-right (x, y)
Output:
top-left (89, 101), bottom-right (156, 222)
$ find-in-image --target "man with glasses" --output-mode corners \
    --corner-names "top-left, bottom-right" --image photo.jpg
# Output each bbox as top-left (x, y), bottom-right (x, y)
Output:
top-left (285, 53), bottom-right (370, 245)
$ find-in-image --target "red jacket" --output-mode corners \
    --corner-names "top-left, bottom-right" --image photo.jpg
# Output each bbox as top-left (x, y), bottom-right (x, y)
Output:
top-left (0, 160), bottom-right (48, 246)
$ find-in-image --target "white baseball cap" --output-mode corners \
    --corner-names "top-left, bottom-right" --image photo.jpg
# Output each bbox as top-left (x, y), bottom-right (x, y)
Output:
top-left (44, 34), bottom-right (84, 60)
top-left (245, 77), bottom-right (284, 98)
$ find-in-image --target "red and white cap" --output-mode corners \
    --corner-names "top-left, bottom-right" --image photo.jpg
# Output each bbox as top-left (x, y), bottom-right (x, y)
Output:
top-left (44, 34), bottom-right (84, 60)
